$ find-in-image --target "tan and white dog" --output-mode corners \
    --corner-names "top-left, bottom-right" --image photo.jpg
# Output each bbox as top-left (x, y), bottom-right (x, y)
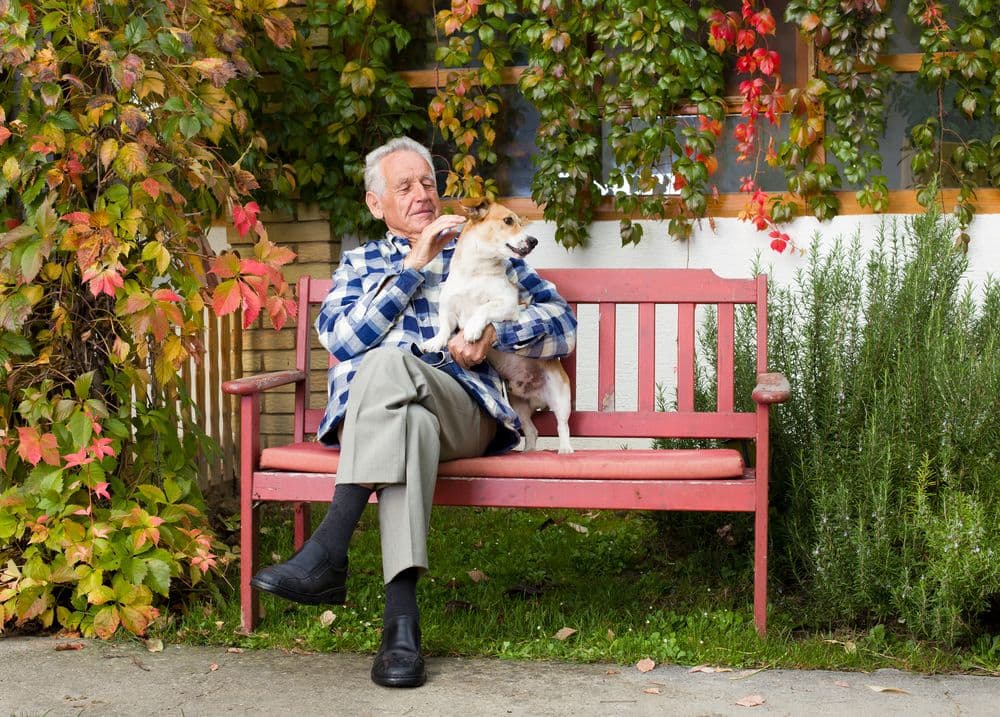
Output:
top-left (421, 200), bottom-right (573, 454)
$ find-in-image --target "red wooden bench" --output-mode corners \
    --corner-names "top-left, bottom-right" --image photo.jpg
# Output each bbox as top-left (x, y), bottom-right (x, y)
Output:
top-left (222, 269), bottom-right (790, 635)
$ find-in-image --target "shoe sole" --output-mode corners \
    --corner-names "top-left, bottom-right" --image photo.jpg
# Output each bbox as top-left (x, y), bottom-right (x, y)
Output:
top-left (250, 576), bottom-right (347, 606)
top-left (371, 673), bottom-right (426, 688)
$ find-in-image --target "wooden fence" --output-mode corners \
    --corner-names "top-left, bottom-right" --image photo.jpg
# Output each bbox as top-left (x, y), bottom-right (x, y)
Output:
top-left (184, 309), bottom-right (243, 499)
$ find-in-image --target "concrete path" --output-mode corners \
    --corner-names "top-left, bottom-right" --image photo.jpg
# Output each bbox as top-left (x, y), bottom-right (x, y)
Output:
top-left (1, 635), bottom-right (997, 716)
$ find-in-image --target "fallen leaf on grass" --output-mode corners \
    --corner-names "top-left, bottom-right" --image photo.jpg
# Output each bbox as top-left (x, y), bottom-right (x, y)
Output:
top-left (689, 664), bottom-right (734, 674)
top-left (566, 521), bottom-right (589, 534)
top-left (319, 610), bottom-right (336, 627)
top-left (823, 638), bottom-right (857, 654)
top-left (467, 569), bottom-right (488, 583)
top-left (643, 687), bottom-right (661, 695)
top-left (606, 629), bottom-right (615, 641)
top-left (636, 658), bottom-right (655, 673)
top-left (867, 685), bottom-right (909, 695)
top-left (55, 642), bottom-right (84, 651)
top-left (735, 694), bottom-right (766, 707)
top-left (553, 627), bottom-right (577, 641)
top-left (144, 638), bottom-right (163, 653)
top-left (835, 680), bottom-right (850, 688)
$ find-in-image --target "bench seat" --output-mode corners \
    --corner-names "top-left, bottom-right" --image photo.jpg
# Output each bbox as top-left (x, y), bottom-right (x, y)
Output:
top-left (261, 442), bottom-right (745, 480)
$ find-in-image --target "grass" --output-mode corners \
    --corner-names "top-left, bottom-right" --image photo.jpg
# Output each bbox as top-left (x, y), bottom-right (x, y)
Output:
top-left (156, 503), bottom-right (1000, 675)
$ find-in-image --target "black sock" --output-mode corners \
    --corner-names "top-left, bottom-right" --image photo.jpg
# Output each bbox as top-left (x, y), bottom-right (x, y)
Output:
top-left (383, 567), bottom-right (420, 622)
top-left (309, 483), bottom-right (373, 566)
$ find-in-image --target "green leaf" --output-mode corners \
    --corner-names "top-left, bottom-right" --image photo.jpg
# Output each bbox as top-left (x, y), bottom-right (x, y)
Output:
top-left (0, 510), bottom-right (18, 540)
top-left (137, 484), bottom-right (166, 505)
top-left (68, 410), bottom-right (93, 450)
top-left (179, 115), bottom-right (200, 138)
top-left (163, 477), bottom-right (186, 503)
top-left (144, 559), bottom-right (171, 597)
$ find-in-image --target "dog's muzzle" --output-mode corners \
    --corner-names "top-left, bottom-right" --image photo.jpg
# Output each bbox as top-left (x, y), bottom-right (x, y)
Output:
top-left (507, 235), bottom-right (538, 258)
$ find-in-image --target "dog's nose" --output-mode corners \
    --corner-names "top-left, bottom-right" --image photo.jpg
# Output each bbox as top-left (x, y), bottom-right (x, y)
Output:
top-left (526, 236), bottom-right (538, 250)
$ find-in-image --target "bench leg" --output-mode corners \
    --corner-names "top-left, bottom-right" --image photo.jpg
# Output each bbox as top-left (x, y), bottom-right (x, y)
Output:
top-left (238, 393), bottom-right (262, 634)
top-left (240, 500), bottom-right (260, 633)
top-left (753, 506), bottom-right (768, 636)
top-left (293, 502), bottom-right (312, 550)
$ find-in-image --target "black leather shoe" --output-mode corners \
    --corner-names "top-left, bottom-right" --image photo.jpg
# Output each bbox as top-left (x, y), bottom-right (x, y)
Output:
top-left (250, 540), bottom-right (347, 605)
top-left (371, 615), bottom-right (426, 688)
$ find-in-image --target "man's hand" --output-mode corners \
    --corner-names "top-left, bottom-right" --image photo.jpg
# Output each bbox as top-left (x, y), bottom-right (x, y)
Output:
top-left (403, 214), bottom-right (466, 270)
top-left (448, 324), bottom-right (497, 369)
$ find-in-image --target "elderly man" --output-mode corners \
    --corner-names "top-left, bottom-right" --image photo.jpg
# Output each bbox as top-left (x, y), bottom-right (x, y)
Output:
top-left (250, 137), bottom-right (576, 687)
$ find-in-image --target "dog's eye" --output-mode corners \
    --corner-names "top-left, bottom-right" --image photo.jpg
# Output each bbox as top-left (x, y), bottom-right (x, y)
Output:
top-left (503, 216), bottom-right (515, 226)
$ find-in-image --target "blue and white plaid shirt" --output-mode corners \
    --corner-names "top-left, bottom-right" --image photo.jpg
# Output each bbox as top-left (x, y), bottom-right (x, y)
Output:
top-left (315, 233), bottom-right (577, 453)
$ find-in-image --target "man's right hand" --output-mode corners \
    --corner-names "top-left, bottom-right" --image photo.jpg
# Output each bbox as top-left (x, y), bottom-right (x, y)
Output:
top-left (403, 214), bottom-right (466, 270)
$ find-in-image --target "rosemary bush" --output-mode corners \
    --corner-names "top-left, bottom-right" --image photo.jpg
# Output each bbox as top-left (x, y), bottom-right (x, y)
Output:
top-left (759, 208), bottom-right (1000, 643)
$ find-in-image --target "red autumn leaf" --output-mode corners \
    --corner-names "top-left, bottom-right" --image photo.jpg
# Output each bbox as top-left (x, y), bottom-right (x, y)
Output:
top-left (232, 201), bottom-right (260, 238)
top-left (0, 126), bottom-right (11, 145)
top-left (208, 251), bottom-right (242, 280)
top-left (91, 437), bottom-right (115, 460)
top-left (265, 295), bottom-right (297, 331)
top-left (211, 279), bottom-right (242, 317)
top-left (140, 177), bottom-right (161, 199)
top-left (63, 446), bottom-right (93, 468)
top-left (254, 235), bottom-right (296, 267)
top-left (61, 211), bottom-right (91, 225)
top-left (17, 426), bottom-right (61, 467)
top-left (82, 263), bottom-right (125, 298)
top-left (239, 278), bottom-right (264, 328)
top-left (636, 657), bottom-right (655, 673)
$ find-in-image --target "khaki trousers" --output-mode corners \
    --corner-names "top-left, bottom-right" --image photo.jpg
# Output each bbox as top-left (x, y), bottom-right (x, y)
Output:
top-left (335, 347), bottom-right (496, 583)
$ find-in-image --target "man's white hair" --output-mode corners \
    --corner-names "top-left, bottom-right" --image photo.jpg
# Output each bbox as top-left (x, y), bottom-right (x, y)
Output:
top-left (364, 137), bottom-right (435, 196)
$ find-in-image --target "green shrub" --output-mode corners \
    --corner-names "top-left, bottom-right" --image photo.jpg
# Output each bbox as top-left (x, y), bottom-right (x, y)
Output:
top-left (754, 208), bottom-right (1000, 643)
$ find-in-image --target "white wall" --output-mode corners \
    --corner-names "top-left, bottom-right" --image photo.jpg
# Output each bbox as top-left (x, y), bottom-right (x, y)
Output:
top-left (524, 214), bottom-right (999, 295)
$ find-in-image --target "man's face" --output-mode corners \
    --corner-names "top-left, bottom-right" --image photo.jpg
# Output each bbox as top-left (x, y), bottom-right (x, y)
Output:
top-left (365, 150), bottom-right (440, 240)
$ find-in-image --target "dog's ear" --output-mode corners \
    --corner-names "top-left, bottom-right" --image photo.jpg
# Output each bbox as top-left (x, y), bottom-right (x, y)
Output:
top-left (459, 197), bottom-right (491, 222)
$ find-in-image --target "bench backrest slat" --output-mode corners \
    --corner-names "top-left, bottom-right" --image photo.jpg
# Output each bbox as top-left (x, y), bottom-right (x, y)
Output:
top-left (676, 302), bottom-right (696, 412)
top-left (717, 302), bottom-right (736, 413)
top-left (293, 268), bottom-right (765, 442)
top-left (598, 302), bottom-right (616, 410)
top-left (637, 303), bottom-right (656, 412)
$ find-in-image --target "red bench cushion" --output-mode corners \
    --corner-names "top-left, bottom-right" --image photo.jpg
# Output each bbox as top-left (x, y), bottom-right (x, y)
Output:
top-left (259, 442), bottom-right (745, 480)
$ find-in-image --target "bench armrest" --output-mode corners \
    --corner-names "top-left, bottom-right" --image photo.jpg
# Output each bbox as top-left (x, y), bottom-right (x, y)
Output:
top-left (752, 372), bottom-right (791, 404)
top-left (222, 370), bottom-right (307, 396)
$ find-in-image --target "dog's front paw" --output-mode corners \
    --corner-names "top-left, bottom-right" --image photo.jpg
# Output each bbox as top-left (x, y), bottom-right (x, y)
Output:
top-left (420, 337), bottom-right (446, 353)
top-left (462, 325), bottom-right (484, 342)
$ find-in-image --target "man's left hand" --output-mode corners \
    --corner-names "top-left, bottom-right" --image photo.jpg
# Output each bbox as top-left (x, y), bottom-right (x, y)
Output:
top-left (448, 324), bottom-right (497, 369)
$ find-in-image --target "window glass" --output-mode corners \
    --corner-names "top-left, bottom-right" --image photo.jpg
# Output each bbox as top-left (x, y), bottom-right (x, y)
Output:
top-left (830, 73), bottom-right (994, 190)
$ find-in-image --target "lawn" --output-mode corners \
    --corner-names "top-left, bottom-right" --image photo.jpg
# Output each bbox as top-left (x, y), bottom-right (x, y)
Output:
top-left (158, 503), bottom-right (1000, 675)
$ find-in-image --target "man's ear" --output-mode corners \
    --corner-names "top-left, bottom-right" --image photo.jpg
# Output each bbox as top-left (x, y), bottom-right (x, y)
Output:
top-left (365, 191), bottom-right (384, 220)
top-left (460, 197), bottom-right (491, 222)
